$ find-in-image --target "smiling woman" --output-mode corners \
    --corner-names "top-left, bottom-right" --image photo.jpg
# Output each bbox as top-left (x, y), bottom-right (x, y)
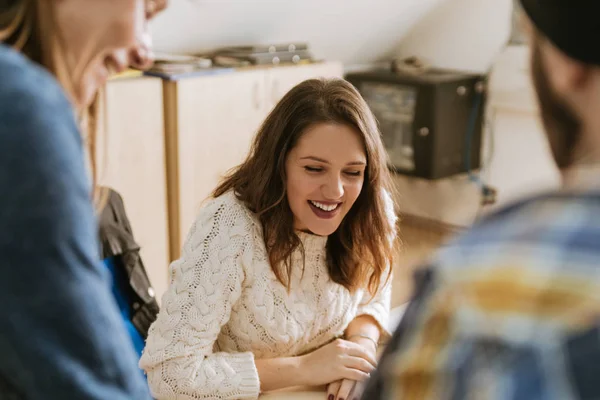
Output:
top-left (0, 0), bottom-right (166, 398)
top-left (286, 123), bottom-right (367, 236)
top-left (0, 0), bottom-right (165, 194)
top-left (141, 78), bottom-right (399, 400)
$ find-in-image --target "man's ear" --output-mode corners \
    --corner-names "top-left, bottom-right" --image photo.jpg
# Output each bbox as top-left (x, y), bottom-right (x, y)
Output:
top-left (520, 11), bottom-right (534, 41)
top-left (543, 39), bottom-right (591, 94)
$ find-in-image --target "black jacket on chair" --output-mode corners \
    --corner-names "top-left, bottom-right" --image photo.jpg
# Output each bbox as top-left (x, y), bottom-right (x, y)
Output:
top-left (98, 187), bottom-right (159, 339)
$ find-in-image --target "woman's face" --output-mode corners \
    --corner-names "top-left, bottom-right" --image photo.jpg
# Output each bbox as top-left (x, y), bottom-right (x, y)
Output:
top-left (285, 123), bottom-right (367, 236)
top-left (53, 0), bottom-right (165, 108)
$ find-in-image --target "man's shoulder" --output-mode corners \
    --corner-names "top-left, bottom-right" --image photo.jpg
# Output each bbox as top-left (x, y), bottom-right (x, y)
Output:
top-left (439, 191), bottom-right (600, 267)
top-left (394, 192), bottom-right (600, 355)
top-left (427, 191), bottom-right (600, 307)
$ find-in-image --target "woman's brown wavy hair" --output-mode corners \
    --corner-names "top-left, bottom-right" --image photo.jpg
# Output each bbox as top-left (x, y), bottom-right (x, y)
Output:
top-left (214, 78), bottom-right (397, 294)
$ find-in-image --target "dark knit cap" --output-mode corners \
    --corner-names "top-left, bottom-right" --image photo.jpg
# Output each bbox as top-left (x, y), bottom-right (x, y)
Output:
top-left (519, 0), bottom-right (600, 65)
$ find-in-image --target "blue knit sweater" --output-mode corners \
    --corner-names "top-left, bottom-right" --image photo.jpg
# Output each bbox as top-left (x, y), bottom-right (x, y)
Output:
top-left (0, 44), bottom-right (151, 399)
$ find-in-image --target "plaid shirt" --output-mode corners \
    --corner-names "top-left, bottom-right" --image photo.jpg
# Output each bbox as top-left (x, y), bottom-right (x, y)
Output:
top-left (363, 190), bottom-right (600, 400)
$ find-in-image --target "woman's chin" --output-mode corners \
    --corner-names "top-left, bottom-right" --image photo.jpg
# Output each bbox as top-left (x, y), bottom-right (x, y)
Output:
top-left (303, 223), bottom-right (340, 237)
top-left (77, 69), bottom-right (108, 109)
top-left (80, 90), bottom-right (96, 110)
top-left (72, 84), bottom-right (98, 111)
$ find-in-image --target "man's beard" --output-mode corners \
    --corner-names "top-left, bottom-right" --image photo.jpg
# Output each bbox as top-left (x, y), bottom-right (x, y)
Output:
top-left (531, 40), bottom-right (582, 169)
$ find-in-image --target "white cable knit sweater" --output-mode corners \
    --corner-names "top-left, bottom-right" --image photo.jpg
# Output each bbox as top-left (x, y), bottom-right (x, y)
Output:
top-left (140, 191), bottom-right (394, 400)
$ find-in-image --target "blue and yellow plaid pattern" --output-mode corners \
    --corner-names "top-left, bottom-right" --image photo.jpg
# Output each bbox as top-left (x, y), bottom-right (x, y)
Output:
top-left (363, 191), bottom-right (600, 400)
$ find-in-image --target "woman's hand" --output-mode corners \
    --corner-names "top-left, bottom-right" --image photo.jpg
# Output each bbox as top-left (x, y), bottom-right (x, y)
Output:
top-left (326, 379), bottom-right (367, 400)
top-left (297, 339), bottom-right (377, 387)
top-left (326, 336), bottom-right (378, 400)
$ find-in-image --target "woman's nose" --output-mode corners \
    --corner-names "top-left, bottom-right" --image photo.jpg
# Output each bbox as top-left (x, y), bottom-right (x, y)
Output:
top-left (131, 0), bottom-right (169, 70)
top-left (322, 174), bottom-right (344, 200)
top-left (128, 30), bottom-right (154, 70)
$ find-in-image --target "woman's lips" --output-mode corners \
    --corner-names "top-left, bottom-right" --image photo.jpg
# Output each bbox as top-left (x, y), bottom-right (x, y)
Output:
top-left (308, 200), bottom-right (342, 219)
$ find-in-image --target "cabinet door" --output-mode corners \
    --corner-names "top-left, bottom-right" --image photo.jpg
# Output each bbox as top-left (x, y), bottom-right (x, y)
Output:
top-left (98, 77), bottom-right (170, 302)
top-left (266, 61), bottom-right (344, 108)
top-left (175, 70), bottom-right (268, 248)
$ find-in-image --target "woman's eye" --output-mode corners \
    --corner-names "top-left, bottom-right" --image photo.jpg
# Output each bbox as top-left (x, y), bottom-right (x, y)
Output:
top-left (345, 170), bottom-right (363, 177)
top-left (304, 166), bottom-right (323, 173)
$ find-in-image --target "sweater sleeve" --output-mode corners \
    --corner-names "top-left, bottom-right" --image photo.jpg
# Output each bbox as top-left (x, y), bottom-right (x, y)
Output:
top-left (356, 190), bottom-right (398, 340)
top-left (356, 272), bottom-right (393, 341)
top-left (139, 196), bottom-right (260, 400)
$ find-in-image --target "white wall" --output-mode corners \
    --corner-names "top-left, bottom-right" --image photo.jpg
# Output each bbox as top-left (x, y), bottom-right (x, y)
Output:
top-left (151, 0), bottom-right (512, 72)
top-left (397, 0), bottom-right (513, 72)
top-left (482, 45), bottom-right (561, 211)
top-left (152, 0), bottom-right (557, 228)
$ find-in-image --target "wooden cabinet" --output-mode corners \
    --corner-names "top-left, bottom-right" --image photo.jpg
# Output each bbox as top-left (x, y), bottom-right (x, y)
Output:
top-left (164, 62), bottom-right (344, 259)
top-left (266, 62), bottom-right (345, 108)
top-left (97, 77), bottom-right (170, 302)
top-left (165, 69), bottom-right (268, 258)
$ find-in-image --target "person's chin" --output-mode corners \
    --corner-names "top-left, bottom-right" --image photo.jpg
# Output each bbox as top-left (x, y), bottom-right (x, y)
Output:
top-left (80, 88), bottom-right (97, 109)
top-left (79, 68), bottom-right (108, 109)
top-left (305, 220), bottom-right (341, 237)
top-left (73, 81), bottom-right (98, 110)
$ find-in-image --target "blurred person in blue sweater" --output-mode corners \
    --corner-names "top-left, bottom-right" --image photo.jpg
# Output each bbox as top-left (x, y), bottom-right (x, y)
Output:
top-left (0, 0), bottom-right (167, 398)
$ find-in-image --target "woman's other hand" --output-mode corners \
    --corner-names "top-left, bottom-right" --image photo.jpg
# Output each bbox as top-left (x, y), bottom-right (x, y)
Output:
top-left (297, 339), bottom-right (376, 388)
top-left (326, 335), bottom-right (378, 400)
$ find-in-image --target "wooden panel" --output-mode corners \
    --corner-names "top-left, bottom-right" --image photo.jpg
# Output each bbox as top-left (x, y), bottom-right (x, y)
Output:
top-left (97, 77), bottom-right (170, 302)
top-left (175, 69), bottom-right (269, 250)
top-left (163, 81), bottom-right (181, 263)
top-left (391, 215), bottom-right (460, 307)
top-left (391, 173), bottom-right (481, 228)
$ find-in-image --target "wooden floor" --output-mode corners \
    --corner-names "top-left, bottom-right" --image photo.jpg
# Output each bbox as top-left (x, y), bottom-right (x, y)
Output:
top-left (390, 215), bottom-right (461, 308)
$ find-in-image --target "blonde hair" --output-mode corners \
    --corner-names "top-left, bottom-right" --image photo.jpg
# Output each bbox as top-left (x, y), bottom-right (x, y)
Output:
top-left (0, 0), bottom-right (103, 205)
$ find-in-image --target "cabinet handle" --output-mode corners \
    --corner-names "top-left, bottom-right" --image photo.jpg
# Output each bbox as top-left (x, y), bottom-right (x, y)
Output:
top-left (253, 81), bottom-right (261, 110)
